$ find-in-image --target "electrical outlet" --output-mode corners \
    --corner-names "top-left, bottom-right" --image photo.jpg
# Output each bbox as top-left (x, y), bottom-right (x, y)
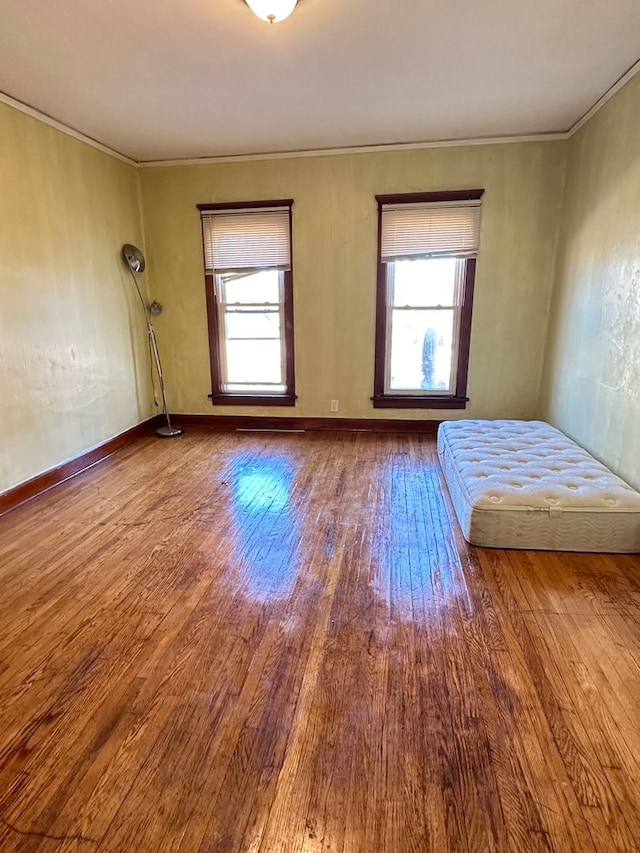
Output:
top-left (330, 400), bottom-right (339, 413)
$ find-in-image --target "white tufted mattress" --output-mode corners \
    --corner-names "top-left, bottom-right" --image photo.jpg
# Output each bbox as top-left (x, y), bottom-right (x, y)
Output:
top-left (437, 420), bottom-right (640, 552)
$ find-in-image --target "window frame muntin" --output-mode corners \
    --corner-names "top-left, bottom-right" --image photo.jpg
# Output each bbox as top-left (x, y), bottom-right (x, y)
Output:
top-left (373, 189), bottom-right (483, 410)
top-left (199, 200), bottom-right (296, 407)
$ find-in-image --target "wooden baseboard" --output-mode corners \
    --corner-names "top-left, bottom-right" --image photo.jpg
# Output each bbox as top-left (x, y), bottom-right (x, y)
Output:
top-left (169, 413), bottom-right (441, 434)
top-left (0, 415), bottom-right (162, 517)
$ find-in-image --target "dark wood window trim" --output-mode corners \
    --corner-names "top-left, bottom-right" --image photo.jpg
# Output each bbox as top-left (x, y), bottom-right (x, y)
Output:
top-left (197, 199), bottom-right (295, 212)
top-left (372, 189), bottom-right (483, 410)
top-left (374, 189), bottom-right (484, 206)
top-left (199, 200), bottom-right (296, 407)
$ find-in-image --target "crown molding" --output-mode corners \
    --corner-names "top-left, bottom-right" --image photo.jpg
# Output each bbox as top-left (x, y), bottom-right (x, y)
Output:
top-left (567, 56), bottom-right (640, 137)
top-left (0, 90), bottom-right (137, 166)
top-left (137, 132), bottom-right (569, 168)
top-left (136, 52), bottom-right (640, 167)
top-left (3, 52), bottom-right (640, 169)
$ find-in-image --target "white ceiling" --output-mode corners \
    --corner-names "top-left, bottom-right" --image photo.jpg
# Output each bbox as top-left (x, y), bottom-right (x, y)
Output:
top-left (0, 0), bottom-right (639, 162)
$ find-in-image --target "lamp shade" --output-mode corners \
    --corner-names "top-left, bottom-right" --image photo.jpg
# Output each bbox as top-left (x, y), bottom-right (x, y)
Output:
top-left (245, 0), bottom-right (298, 23)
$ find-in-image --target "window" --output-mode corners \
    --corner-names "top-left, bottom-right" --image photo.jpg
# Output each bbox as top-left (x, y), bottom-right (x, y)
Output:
top-left (199, 200), bottom-right (296, 406)
top-left (373, 190), bottom-right (483, 409)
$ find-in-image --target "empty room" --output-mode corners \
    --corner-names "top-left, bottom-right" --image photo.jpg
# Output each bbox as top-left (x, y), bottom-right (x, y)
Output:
top-left (1, 1), bottom-right (640, 850)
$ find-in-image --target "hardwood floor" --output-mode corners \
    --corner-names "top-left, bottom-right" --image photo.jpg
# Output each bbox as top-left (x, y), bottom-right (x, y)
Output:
top-left (1, 429), bottom-right (640, 852)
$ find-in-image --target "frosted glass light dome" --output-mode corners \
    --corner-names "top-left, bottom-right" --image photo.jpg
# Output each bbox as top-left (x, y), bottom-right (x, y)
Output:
top-left (245, 0), bottom-right (298, 23)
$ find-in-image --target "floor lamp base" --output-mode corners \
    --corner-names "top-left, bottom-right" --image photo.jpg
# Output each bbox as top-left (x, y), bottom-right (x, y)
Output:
top-left (157, 425), bottom-right (184, 438)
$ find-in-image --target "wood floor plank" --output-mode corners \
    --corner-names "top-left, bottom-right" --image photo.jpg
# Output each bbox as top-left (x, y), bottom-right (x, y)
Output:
top-left (0, 429), bottom-right (639, 852)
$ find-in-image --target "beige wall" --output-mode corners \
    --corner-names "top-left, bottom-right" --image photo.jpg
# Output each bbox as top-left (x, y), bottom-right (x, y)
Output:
top-left (140, 142), bottom-right (566, 421)
top-left (0, 101), bottom-right (152, 493)
top-left (541, 73), bottom-right (640, 489)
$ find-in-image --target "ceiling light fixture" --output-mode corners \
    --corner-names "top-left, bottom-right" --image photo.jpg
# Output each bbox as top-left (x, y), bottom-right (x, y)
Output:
top-left (245, 0), bottom-right (298, 23)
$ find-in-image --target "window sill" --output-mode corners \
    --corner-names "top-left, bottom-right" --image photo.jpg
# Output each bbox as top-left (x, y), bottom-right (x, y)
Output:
top-left (209, 393), bottom-right (297, 407)
top-left (371, 395), bottom-right (468, 410)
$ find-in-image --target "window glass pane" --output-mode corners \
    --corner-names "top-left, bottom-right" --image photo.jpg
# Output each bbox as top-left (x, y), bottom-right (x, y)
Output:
top-left (225, 383), bottom-right (287, 393)
top-left (225, 339), bottom-right (283, 385)
top-left (220, 269), bottom-right (280, 305)
top-left (389, 309), bottom-right (454, 392)
top-left (392, 258), bottom-right (457, 307)
top-left (225, 308), bottom-right (280, 340)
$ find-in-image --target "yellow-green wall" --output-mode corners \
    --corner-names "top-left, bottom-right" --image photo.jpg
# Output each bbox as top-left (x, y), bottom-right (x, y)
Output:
top-left (0, 101), bottom-right (152, 493)
top-left (542, 73), bottom-right (640, 489)
top-left (140, 142), bottom-right (567, 421)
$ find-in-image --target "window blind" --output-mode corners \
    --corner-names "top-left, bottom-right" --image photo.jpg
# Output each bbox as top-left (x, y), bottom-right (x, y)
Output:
top-left (201, 207), bottom-right (291, 272)
top-left (380, 200), bottom-right (481, 262)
